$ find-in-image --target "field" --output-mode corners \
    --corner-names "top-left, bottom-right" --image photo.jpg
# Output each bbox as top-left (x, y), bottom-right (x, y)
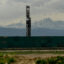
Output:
top-left (0, 50), bottom-right (64, 64)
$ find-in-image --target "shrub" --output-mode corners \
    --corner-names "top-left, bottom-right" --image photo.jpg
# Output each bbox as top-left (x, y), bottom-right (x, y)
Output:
top-left (0, 58), bottom-right (5, 64)
top-left (47, 57), bottom-right (56, 64)
top-left (7, 57), bottom-right (15, 64)
top-left (36, 59), bottom-right (42, 64)
top-left (36, 59), bottom-right (47, 64)
top-left (41, 60), bottom-right (47, 64)
top-left (35, 56), bottom-right (64, 64)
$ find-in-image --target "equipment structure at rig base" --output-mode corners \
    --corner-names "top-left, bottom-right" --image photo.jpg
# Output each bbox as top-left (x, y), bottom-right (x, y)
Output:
top-left (26, 6), bottom-right (31, 37)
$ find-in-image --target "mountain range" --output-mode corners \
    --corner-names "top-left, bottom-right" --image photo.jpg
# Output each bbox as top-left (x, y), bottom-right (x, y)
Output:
top-left (0, 18), bottom-right (64, 36)
top-left (7, 18), bottom-right (64, 30)
top-left (0, 27), bottom-right (64, 36)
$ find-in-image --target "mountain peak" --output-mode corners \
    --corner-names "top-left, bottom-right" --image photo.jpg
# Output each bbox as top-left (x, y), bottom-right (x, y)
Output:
top-left (43, 18), bottom-right (53, 22)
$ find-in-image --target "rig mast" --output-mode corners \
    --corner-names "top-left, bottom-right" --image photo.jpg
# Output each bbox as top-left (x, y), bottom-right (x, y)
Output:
top-left (26, 6), bottom-right (31, 37)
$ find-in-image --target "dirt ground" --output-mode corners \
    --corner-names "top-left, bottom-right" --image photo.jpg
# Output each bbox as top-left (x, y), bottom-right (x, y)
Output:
top-left (12, 54), bottom-right (64, 64)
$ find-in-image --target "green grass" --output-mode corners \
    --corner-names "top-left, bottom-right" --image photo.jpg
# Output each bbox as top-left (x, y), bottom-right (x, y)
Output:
top-left (0, 50), bottom-right (64, 56)
top-left (0, 50), bottom-right (64, 55)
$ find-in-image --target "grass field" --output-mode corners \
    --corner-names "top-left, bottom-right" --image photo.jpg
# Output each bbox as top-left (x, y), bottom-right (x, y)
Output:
top-left (0, 50), bottom-right (64, 55)
top-left (0, 50), bottom-right (64, 64)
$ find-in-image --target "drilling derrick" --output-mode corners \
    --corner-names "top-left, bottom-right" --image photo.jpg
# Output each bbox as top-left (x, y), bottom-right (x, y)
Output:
top-left (26, 6), bottom-right (31, 37)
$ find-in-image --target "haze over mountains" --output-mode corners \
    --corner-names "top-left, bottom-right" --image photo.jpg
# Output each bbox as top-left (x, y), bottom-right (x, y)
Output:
top-left (32, 18), bottom-right (64, 30)
top-left (7, 18), bottom-right (64, 30)
top-left (0, 18), bottom-right (64, 36)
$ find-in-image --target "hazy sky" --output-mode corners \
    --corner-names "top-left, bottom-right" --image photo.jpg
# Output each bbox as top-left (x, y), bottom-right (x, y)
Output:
top-left (0, 0), bottom-right (64, 27)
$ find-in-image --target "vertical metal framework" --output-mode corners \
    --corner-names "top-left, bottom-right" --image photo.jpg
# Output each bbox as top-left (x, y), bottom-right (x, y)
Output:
top-left (26, 6), bottom-right (31, 37)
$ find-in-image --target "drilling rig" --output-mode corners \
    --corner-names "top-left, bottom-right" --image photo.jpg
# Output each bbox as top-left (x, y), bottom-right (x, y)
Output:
top-left (26, 6), bottom-right (31, 37)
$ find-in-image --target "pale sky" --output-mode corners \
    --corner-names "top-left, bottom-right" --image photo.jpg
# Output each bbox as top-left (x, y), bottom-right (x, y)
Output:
top-left (0, 0), bottom-right (64, 27)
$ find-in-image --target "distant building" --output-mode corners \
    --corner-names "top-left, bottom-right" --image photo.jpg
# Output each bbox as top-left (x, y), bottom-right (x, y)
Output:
top-left (26, 6), bottom-right (31, 37)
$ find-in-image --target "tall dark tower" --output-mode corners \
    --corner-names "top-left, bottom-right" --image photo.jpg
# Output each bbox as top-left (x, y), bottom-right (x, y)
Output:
top-left (26, 6), bottom-right (31, 37)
